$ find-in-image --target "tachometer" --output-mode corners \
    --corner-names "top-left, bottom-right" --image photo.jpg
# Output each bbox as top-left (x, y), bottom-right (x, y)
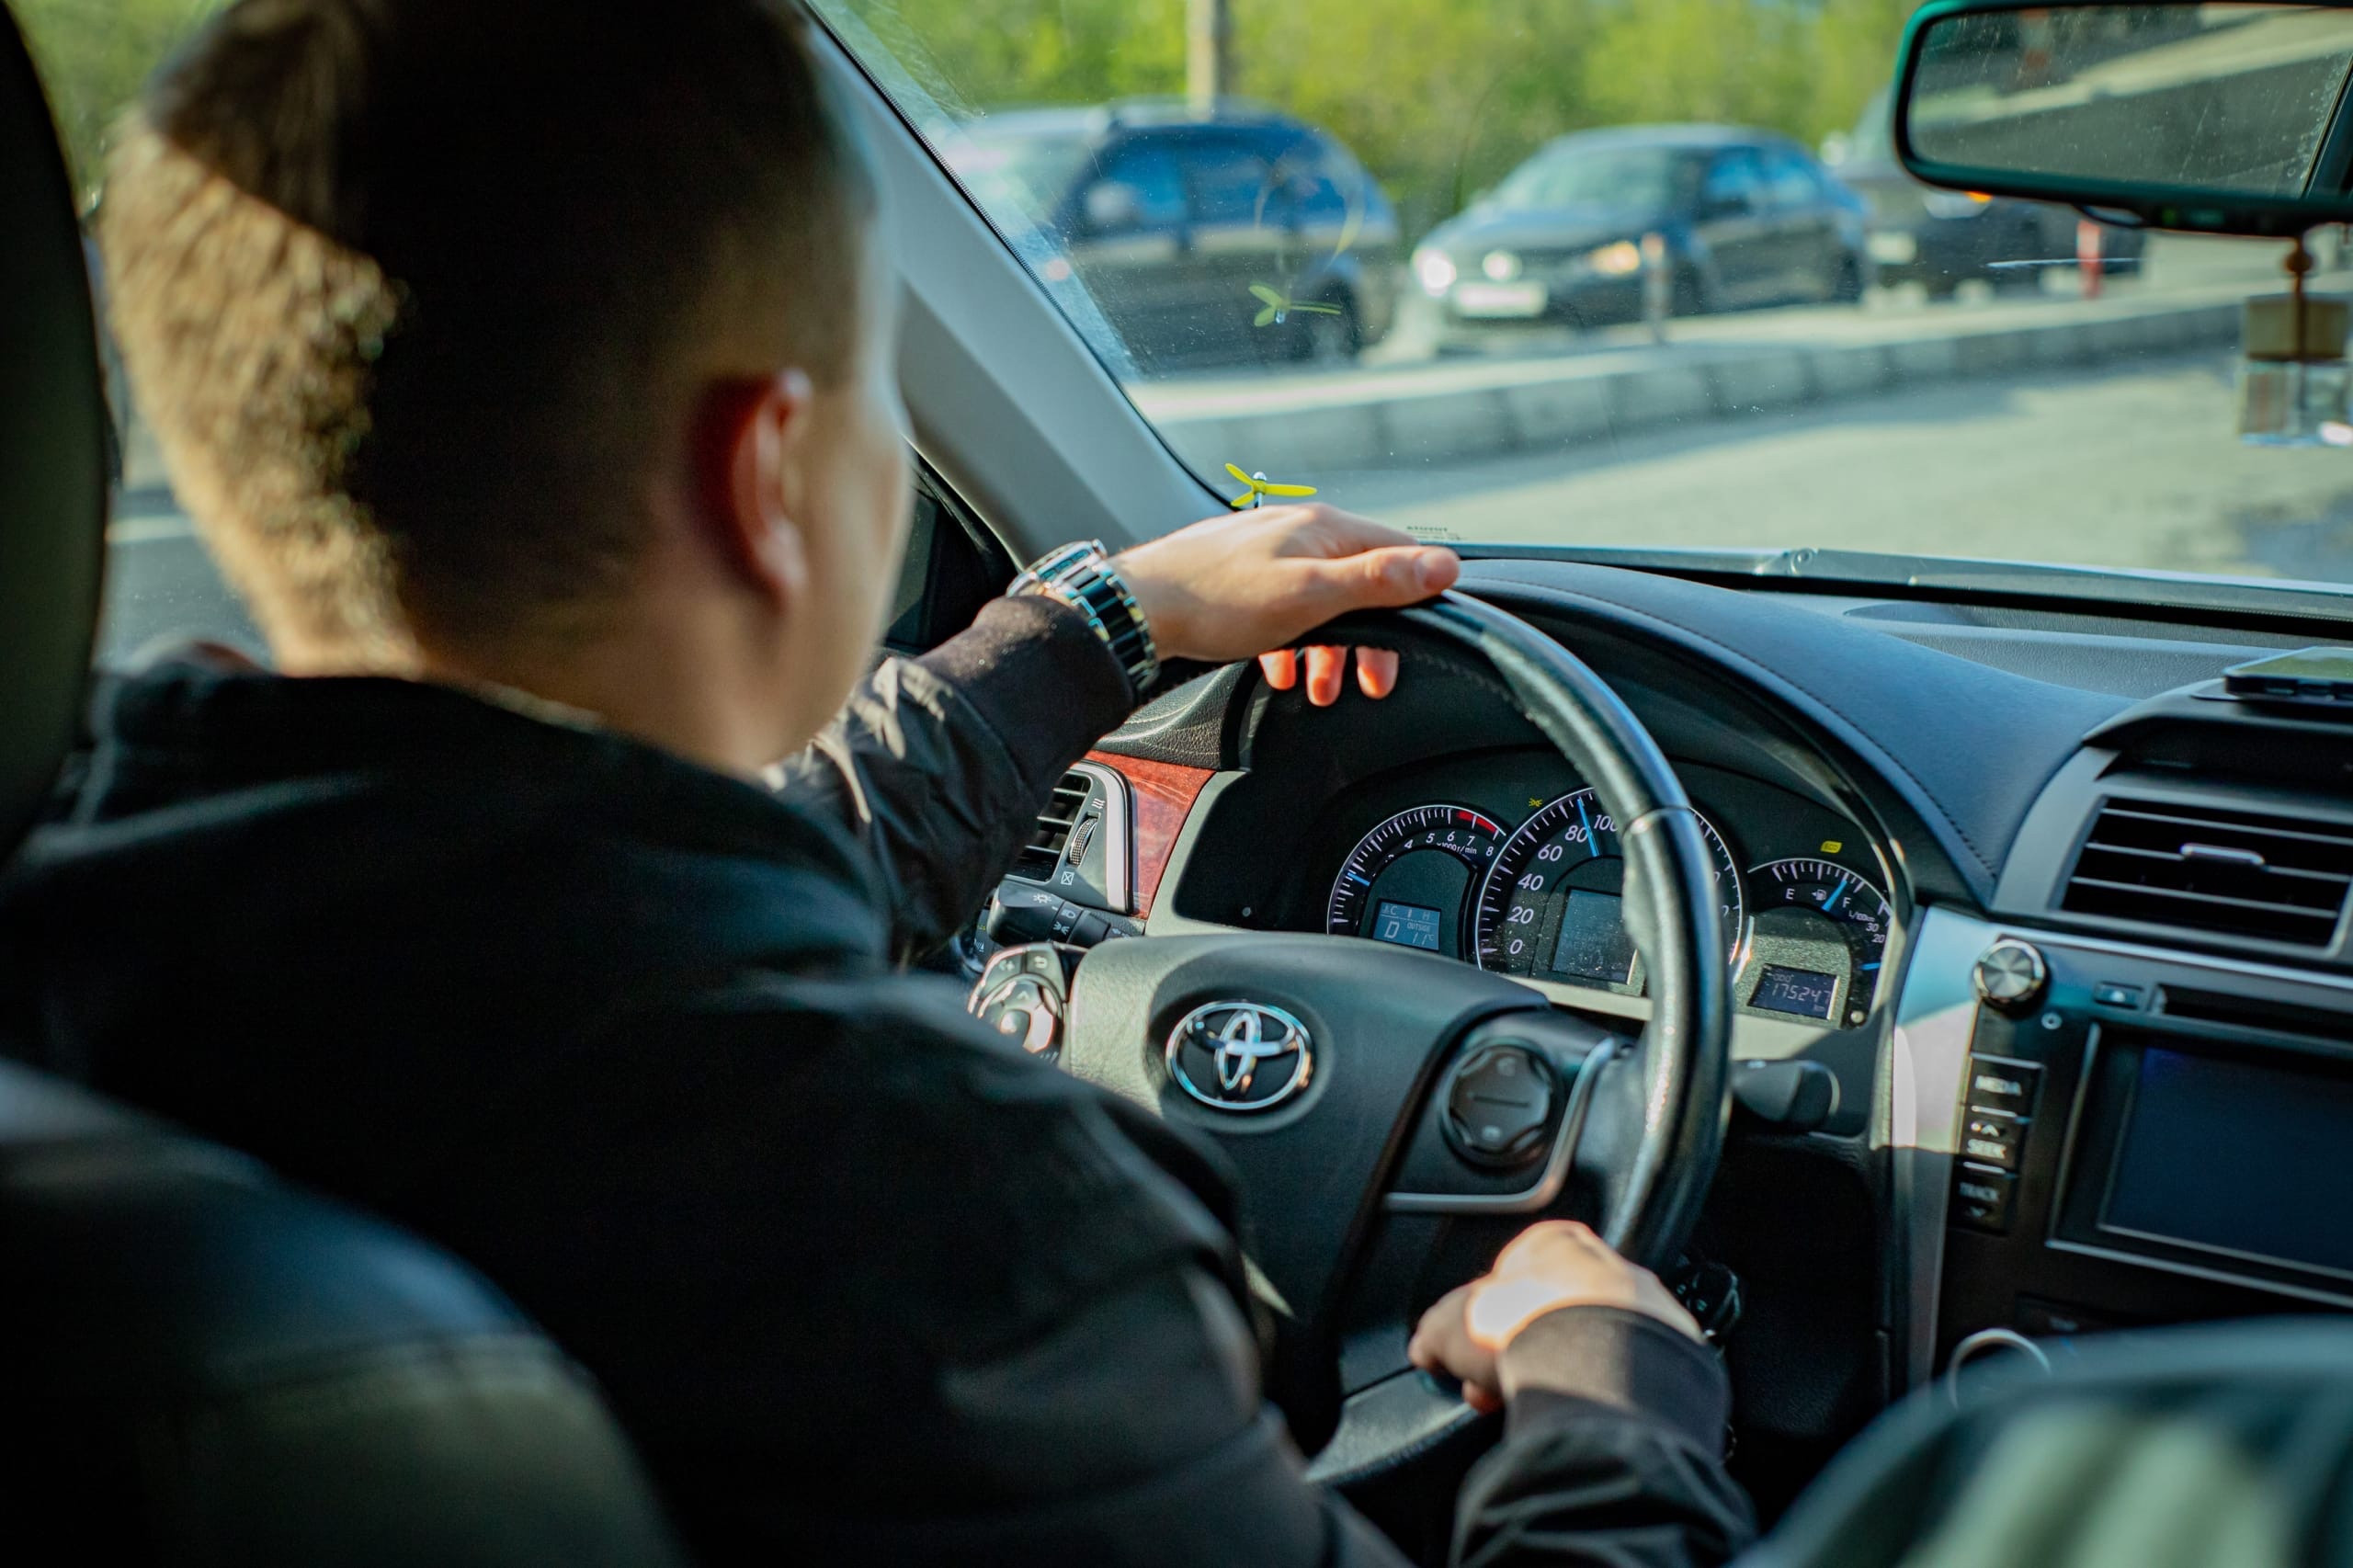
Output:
top-left (1473, 789), bottom-right (1745, 990)
top-left (1327, 804), bottom-right (1508, 958)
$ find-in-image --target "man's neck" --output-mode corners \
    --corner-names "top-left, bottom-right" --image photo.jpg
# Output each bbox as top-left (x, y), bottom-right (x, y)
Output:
top-left (416, 631), bottom-right (782, 780)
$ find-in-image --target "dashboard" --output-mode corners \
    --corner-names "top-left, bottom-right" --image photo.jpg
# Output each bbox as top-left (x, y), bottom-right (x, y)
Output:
top-left (975, 557), bottom-right (2353, 1503)
top-left (1298, 752), bottom-right (1892, 1028)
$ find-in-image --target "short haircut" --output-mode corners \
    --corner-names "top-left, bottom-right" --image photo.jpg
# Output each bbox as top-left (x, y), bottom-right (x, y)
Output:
top-left (101, 0), bottom-right (875, 658)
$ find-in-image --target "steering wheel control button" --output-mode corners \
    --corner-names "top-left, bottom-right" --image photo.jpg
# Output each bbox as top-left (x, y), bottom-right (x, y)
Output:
top-left (1165, 1001), bottom-right (1314, 1113)
top-left (1963, 1056), bottom-right (2042, 1119)
top-left (1972, 939), bottom-right (2049, 1011)
top-left (1950, 1165), bottom-right (2017, 1233)
top-left (968, 943), bottom-right (1085, 1062)
top-left (1442, 1042), bottom-right (1557, 1168)
top-left (973, 976), bottom-right (1063, 1058)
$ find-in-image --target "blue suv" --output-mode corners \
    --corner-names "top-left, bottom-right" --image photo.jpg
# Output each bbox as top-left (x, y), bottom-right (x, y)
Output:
top-left (945, 99), bottom-right (1400, 372)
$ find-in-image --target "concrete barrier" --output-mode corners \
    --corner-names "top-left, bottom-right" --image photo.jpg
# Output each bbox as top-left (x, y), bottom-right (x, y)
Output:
top-left (1137, 292), bottom-right (2246, 475)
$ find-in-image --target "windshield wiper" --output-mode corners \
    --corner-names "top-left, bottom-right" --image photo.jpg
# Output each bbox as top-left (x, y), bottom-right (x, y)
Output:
top-left (1460, 543), bottom-right (2353, 629)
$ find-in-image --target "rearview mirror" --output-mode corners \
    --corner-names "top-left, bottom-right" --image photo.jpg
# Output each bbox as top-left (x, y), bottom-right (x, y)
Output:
top-left (1893, 0), bottom-right (2353, 234)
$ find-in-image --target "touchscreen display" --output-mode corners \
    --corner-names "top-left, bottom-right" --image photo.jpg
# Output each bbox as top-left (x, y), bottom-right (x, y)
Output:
top-left (2103, 1045), bottom-right (2353, 1277)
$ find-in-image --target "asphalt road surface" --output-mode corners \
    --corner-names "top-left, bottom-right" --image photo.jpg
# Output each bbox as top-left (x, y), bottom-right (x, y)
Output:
top-left (101, 345), bottom-right (2353, 662)
top-left (1325, 349), bottom-right (2353, 586)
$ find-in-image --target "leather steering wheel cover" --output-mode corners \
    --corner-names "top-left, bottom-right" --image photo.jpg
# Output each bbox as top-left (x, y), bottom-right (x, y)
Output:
top-left (1295, 591), bottom-right (1732, 1269)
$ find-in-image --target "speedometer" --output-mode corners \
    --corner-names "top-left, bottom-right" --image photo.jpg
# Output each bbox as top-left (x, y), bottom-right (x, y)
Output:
top-left (1473, 788), bottom-right (1745, 991)
top-left (1327, 804), bottom-right (1508, 958)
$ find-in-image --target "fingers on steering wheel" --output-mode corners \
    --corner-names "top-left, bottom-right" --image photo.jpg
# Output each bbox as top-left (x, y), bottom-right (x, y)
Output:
top-left (1259, 646), bottom-right (1400, 703)
top-left (1304, 645), bottom-right (1347, 706)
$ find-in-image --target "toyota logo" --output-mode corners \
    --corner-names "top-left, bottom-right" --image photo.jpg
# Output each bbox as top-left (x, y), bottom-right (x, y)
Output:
top-left (1165, 1002), bottom-right (1313, 1113)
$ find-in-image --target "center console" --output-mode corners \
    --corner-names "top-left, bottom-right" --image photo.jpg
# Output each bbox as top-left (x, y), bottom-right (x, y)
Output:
top-left (1913, 921), bottom-right (2353, 1381)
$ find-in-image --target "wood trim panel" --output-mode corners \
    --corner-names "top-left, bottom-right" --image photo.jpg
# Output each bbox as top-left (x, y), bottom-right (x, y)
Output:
top-left (1087, 751), bottom-right (1213, 917)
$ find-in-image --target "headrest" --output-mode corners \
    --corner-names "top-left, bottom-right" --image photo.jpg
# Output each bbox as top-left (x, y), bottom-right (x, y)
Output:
top-left (0, 11), bottom-right (108, 858)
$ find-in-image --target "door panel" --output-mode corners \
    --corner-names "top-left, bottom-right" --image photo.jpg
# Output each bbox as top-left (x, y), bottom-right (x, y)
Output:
top-left (1695, 148), bottom-right (1774, 306)
top-left (1760, 145), bottom-right (1841, 301)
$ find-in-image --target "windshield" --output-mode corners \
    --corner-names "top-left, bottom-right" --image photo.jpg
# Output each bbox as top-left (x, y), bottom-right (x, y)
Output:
top-left (942, 123), bottom-right (1097, 227)
top-left (816, 0), bottom-right (2345, 598)
top-left (1487, 145), bottom-right (1697, 214)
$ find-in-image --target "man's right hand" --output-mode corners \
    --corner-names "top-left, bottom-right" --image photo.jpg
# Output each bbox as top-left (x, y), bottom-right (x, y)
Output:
top-left (1406, 1221), bottom-right (1702, 1414)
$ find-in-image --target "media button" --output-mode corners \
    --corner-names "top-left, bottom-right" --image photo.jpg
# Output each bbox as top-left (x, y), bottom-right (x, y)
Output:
top-left (1965, 1056), bottom-right (2041, 1117)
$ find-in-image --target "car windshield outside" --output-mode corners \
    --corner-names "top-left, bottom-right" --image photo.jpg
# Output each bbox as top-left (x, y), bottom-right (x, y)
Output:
top-left (813, 0), bottom-right (2349, 597)
top-left (23, 2), bottom-right (2353, 610)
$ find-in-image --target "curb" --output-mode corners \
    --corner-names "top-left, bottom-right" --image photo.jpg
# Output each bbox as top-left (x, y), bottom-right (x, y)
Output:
top-left (1142, 298), bottom-right (2244, 473)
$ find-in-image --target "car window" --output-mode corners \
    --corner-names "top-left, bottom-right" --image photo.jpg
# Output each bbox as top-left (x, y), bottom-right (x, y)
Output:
top-left (1182, 137), bottom-right (1281, 228)
top-left (1760, 146), bottom-right (1823, 210)
top-left (28, 2), bottom-right (2342, 636)
top-left (1700, 149), bottom-right (1766, 213)
top-left (1490, 146), bottom-right (1691, 212)
top-left (1087, 143), bottom-right (1189, 234)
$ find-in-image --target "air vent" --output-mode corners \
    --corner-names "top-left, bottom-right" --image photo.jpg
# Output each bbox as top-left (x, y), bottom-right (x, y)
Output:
top-left (1011, 771), bottom-right (1094, 883)
top-left (2062, 798), bottom-right (2353, 945)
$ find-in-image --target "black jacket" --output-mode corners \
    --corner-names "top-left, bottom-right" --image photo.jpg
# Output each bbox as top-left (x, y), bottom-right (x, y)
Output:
top-left (0, 597), bottom-right (1753, 1567)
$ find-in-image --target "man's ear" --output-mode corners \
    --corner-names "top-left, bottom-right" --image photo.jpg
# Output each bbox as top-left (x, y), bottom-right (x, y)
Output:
top-left (699, 369), bottom-right (815, 608)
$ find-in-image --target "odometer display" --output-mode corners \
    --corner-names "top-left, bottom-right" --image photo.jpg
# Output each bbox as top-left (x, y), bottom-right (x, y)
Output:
top-left (1474, 789), bottom-right (1745, 991)
top-left (1327, 805), bottom-right (1508, 960)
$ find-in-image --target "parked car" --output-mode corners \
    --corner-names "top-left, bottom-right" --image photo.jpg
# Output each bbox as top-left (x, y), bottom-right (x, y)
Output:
top-left (941, 99), bottom-right (1400, 372)
top-left (1411, 125), bottom-right (1869, 334)
top-left (1823, 88), bottom-right (2146, 297)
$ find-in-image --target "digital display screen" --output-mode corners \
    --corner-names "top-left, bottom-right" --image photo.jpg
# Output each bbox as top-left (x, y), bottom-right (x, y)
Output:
top-left (1550, 891), bottom-right (1637, 985)
top-left (2103, 1046), bottom-right (2353, 1277)
top-left (1371, 901), bottom-right (1442, 950)
top-left (1751, 964), bottom-right (1838, 1020)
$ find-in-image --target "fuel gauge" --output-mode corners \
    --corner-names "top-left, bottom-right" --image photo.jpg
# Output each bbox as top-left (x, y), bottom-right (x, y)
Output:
top-left (1741, 858), bottom-right (1893, 1027)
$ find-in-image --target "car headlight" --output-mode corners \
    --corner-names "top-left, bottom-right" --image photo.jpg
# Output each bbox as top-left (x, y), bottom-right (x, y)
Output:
top-left (1481, 249), bottom-right (1522, 281)
top-left (1584, 239), bottom-right (1644, 278)
top-left (1922, 189), bottom-right (1994, 220)
top-left (1414, 248), bottom-right (1458, 294)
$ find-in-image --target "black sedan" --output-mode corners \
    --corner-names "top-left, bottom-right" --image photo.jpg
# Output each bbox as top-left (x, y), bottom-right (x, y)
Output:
top-left (1412, 125), bottom-right (1869, 334)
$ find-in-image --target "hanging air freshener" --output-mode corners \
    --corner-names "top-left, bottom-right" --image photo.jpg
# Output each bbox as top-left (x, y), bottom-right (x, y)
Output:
top-left (2238, 235), bottom-right (2352, 448)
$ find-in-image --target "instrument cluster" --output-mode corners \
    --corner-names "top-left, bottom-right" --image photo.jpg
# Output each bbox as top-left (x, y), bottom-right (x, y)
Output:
top-left (1313, 755), bottom-right (1893, 1027)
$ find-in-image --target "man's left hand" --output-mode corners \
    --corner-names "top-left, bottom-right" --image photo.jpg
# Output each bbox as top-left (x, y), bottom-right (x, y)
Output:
top-left (1112, 505), bottom-right (1460, 706)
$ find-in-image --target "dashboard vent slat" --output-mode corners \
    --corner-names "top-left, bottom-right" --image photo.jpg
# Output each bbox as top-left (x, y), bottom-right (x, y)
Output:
top-left (1011, 772), bottom-right (1095, 883)
top-left (2062, 797), bottom-right (2353, 945)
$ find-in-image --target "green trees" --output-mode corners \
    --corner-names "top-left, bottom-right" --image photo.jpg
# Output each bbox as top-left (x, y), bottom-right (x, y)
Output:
top-left (17, 0), bottom-right (225, 199)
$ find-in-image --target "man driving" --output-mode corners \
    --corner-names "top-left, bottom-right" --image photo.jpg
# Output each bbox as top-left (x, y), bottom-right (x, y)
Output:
top-left (0, 1), bottom-right (1752, 1562)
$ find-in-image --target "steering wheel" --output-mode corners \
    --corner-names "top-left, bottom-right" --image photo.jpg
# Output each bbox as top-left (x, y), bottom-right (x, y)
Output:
top-left (985, 592), bottom-right (1732, 1479)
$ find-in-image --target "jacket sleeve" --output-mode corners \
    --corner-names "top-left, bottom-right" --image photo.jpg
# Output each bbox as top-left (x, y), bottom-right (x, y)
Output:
top-left (768, 596), bottom-right (1136, 960)
top-left (1451, 1310), bottom-right (1759, 1567)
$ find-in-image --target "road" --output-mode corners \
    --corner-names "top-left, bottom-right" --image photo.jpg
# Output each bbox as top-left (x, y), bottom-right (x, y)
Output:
top-left (101, 344), bottom-right (2353, 662)
top-left (1326, 349), bottom-right (2353, 585)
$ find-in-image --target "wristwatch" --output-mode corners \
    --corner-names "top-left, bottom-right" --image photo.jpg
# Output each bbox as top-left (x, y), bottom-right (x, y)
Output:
top-left (1007, 540), bottom-right (1160, 699)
